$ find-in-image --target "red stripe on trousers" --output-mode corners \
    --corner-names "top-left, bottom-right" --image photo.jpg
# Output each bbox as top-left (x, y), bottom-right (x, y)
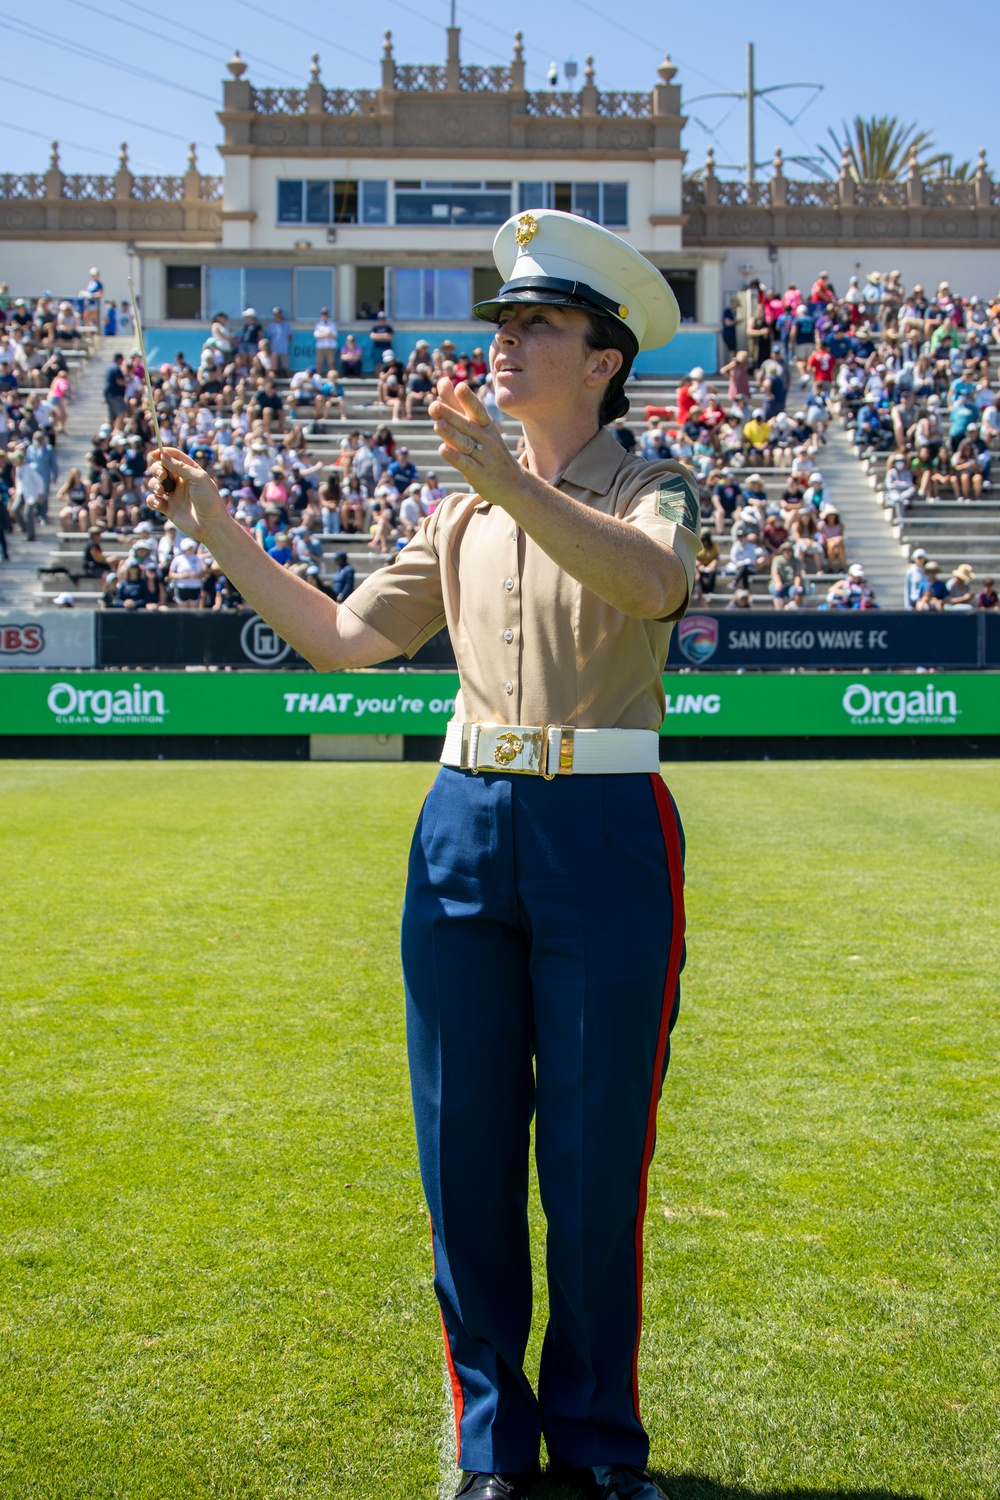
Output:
top-left (632, 773), bottom-right (686, 1422)
top-left (431, 1219), bottom-right (466, 1460)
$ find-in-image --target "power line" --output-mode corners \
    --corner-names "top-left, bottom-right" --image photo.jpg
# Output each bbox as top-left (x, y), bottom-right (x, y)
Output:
top-left (0, 74), bottom-right (214, 153)
top-left (0, 118), bottom-right (164, 170)
top-left (563, 0), bottom-right (732, 91)
top-left (63, 0), bottom-right (302, 83)
top-left (233, 0), bottom-right (376, 70)
top-left (131, 0), bottom-right (307, 84)
top-left (2, 14), bottom-right (218, 103)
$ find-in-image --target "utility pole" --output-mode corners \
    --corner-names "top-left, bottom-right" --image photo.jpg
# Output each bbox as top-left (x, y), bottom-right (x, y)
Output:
top-left (746, 43), bottom-right (755, 185)
top-left (686, 46), bottom-right (822, 182)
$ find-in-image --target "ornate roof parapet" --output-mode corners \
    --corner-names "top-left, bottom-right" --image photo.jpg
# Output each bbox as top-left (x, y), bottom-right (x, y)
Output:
top-left (224, 28), bottom-right (680, 156)
top-left (0, 142), bottom-right (222, 241)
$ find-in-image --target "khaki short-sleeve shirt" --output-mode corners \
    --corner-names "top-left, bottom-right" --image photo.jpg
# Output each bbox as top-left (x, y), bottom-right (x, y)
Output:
top-left (342, 427), bottom-right (700, 731)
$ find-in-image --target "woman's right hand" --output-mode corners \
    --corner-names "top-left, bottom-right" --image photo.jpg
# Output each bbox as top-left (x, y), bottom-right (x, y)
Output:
top-left (147, 448), bottom-right (230, 544)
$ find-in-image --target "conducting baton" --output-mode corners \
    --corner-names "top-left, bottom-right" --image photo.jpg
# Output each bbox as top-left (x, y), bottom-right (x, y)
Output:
top-left (127, 276), bottom-right (175, 493)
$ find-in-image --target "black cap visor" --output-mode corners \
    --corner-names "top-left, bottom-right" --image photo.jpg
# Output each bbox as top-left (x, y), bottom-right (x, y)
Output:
top-left (473, 274), bottom-right (632, 332)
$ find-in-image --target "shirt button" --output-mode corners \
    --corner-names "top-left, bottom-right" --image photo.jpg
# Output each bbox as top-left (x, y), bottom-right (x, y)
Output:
top-left (503, 628), bottom-right (513, 642)
top-left (504, 681), bottom-right (513, 694)
top-left (504, 577), bottom-right (514, 590)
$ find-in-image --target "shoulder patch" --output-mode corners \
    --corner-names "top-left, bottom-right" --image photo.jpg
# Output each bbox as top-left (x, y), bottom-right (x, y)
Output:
top-left (656, 472), bottom-right (701, 534)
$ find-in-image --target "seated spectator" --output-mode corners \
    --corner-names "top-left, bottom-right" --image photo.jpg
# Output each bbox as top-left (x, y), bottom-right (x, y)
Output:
top-left (742, 408), bottom-right (772, 466)
top-left (168, 537), bottom-right (207, 608)
top-left (817, 506), bottom-right (847, 572)
top-left (949, 439), bottom-right (984, 500)
top-left (330, 550), bottom-right (355, 602)
top-left (113, 560), bottom-right (157, 610)
top-left (397, 483), bottom-right (425, 540)
top-left (405, 363), bottom-right (435, 420)
top-left (340, 333), bottom-right (363, 377)
top-left (57, 467), bottom-right (90, 531)
top-left (769, 542), bottom-right (801, 609)
top-left (790, 505), bottom-right (824, 573)
top-left (946, 564), bottom-right (975, 605)
top-left (914, 560), bottom-right (949, 611)
top-left (726, 524), bottom-right (765, 590)
top-left (975, 576), bottom-right (998, 610)
top-left (711, 469), bottom-right (742, 533)
top-left (421, 472), bottom-right (446, 513)
top-left (884, 454), bottom-right (917, 519)
top-left (726, 587), bottom-right (754, 609)
top-left (825, 563), bottom-right (877, 609)
top-left (388, 446), bottom-right (418, 495)
top-left (269, 531), bottom-right (293, 568)
top-left (694, 529), bottom-right (719, 599)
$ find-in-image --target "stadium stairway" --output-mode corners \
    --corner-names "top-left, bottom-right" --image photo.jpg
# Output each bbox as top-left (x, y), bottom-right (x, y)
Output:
top-left (820, 414), bottom-right (908, 608)
top-left (0, 333), bottom-right (132, 611)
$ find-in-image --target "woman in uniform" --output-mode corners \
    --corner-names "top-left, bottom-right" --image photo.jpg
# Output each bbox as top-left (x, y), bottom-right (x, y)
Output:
top-left (148, 210), bottom-right (701, 1500)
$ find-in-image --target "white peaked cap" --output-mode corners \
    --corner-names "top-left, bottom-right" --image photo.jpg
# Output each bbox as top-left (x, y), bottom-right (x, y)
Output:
top-left (473, 209), bottom-right (681, 353)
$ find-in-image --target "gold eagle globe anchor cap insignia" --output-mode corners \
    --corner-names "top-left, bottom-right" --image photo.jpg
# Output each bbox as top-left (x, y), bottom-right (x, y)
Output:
top-left (472, 207), bottom-right (681, 353)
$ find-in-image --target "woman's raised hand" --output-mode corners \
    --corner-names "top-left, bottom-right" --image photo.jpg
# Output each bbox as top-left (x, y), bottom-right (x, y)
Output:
top-left (147, 447), bottom-right (230, 544)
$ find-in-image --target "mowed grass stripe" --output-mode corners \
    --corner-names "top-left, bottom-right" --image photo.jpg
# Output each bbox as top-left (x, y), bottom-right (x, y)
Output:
top-left (0, 760), bottom-right (997, 1500)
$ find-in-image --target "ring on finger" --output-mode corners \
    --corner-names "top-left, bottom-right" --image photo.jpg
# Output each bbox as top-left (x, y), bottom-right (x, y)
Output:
top-left (469, 439), bottom-right (483, 455)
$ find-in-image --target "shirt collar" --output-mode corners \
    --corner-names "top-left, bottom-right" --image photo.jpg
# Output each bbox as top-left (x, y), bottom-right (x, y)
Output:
top-left (516, 426), bottom-right (628, 496)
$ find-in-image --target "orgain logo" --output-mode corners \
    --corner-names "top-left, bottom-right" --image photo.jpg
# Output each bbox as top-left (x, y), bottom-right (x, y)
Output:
top-left (47, 680), bottom-right (166, 726)
top-left (677, 614), bottom-right (719, 664)
top-left (842, 682), bottom-right (958, 726)
top-left (240, 616), bottom-right (292, 666)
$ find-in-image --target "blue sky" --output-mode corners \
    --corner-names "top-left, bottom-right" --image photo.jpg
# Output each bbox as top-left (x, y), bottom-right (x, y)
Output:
top-left (2, 0), bottom-right (996, 180)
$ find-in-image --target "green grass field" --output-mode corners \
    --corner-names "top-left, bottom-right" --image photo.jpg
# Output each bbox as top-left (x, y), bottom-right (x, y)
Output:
top-left (1, 759), bottom-right (997, 1500)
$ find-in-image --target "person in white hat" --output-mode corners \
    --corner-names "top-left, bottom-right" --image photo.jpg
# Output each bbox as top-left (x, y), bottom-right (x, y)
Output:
top-left (147, 208), bottom-right (700, 1500)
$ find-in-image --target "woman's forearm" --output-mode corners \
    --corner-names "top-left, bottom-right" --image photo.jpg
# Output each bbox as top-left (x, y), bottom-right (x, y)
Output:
top-left (200, 510), bottom-right (385, 670)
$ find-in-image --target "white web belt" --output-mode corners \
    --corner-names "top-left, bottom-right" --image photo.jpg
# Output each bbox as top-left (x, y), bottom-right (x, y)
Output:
top-left (440, 722), bottom-right (660, 777)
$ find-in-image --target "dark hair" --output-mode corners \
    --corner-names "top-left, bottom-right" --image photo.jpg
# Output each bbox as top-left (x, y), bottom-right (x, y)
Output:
top-left (583, 311), bottom-right (638, 425)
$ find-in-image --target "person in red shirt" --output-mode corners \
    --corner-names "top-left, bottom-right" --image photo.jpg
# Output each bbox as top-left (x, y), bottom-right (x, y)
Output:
top-left (467, 347), bottom-right (488, 386)
top-left (806, 342), bottom-right (836, 393)
top-left (674, 374), bottom-right (695, 424)
top-left (810, 272), bottom-right (835, 308)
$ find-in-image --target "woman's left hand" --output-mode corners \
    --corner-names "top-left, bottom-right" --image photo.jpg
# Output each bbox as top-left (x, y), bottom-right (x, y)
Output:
top-left (428, 378), bottom-right (518, 500)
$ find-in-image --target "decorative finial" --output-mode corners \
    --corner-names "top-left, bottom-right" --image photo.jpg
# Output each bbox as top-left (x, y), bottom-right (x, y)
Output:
top-left (584, 56), bottom-right (594, 84)
top-left (839, 146), bottom-right (851, 174)
top-left (118, 142), bottom-right (129, 170)
top-left (49, 140), bottom-right (60, 169)
top-left (227, 50), bottom-right (247, 79)
top-left (382, 29), bottom-right (393, 56)
top-left (188, 141), bottom-right (198, 170)
top-left (513, 30), bottom-right (523, 60)
top-left (705, 145), bottom-right (716, 175)
top-left (976, 146), bottom-right (987, 176)
top-left (310, 52), bottom-right (320, 83)
top-left (772, 146), bottom-right (783, 175)
top-left (657, 54), bottom-right (676, 84)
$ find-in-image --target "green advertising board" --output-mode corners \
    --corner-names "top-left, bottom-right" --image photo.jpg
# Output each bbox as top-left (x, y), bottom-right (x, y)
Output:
top-left (1, 671), bottom-right (997, 738)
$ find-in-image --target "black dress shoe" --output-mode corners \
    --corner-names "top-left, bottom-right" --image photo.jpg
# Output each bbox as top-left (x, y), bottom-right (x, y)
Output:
top-left (551, 1464), bottom-right (668, 1499)
top-left (455, 1468), bottom-right (539, 1499)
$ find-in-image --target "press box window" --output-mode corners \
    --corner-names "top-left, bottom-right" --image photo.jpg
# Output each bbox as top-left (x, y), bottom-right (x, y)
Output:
top-left (517, 181), bottom-right (628, 227)
top-left (277, 179), bottom-right (388, 225)
top-left (395, 181), bottom-right (511, 227)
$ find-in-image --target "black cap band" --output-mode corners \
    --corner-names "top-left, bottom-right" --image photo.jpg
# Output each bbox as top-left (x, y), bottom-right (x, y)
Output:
top-left (473, 274), bottom-right (630, 327)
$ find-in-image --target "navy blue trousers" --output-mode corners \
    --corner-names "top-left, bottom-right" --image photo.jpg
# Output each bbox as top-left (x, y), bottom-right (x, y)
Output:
top-left (401, 767), bottom-right (685, 1473)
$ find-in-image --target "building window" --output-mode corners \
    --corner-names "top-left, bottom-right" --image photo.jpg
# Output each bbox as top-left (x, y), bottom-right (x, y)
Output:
top-left (277, 179), bottom-right (388, 225)
top-left (393, 268), bottom-right (471, 320)
top-left (166, 266), bottom-right (203, 320)
top-left (517, 181), bottom-right (628, 227)
top-left (395, 181), bottom-right (511, 227)
top-left (203, 266), bottom-right (332, 321)
top-left (665, 269), bottom-right (698, 323)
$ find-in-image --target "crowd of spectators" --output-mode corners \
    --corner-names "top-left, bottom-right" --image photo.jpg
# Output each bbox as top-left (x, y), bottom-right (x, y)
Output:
top-left (723, 270), bottom-right (998, 608)
top-left (3, 265), bottom-right (999, 613)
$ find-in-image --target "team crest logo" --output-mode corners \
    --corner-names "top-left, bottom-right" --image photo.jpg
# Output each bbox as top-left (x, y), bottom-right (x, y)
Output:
top-left (677, 615), bottom-right (719, 664)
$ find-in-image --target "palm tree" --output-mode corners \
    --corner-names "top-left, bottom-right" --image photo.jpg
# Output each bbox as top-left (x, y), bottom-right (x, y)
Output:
top-left (820, 115), bottom-right (938, 181)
